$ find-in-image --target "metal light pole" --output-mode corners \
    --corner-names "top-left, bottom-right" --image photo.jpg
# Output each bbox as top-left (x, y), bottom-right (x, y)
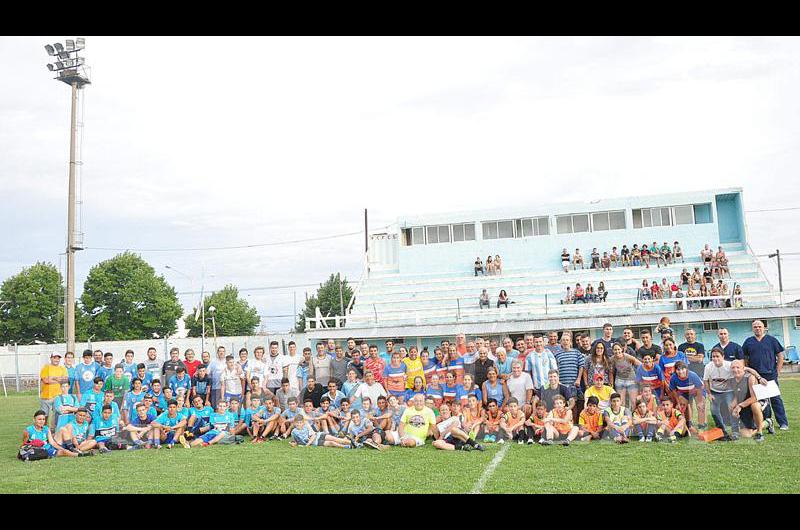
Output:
top-left (45, 38), bottom-right (90, 355)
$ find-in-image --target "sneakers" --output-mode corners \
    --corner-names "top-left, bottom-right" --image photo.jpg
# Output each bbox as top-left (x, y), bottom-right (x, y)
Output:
top-left (561, 440), bottom-right (570, 447)
top-left (179, 434), bottom-right (190, 449)
top-left (517, 439), bottom-right (525, 445)
top-left (473, 443), bottom-right (486, 452)
top-left (363, 439), bottom-right (380, 450)
top-left (98, 447), bottom-right (111, 454)
top-left (460, 444), bottom-right (473, 452)
top-left (766, 418), bottom-right (775, 435)
top-left (526, 438), bottom-right (534, 445)
top-left (539, 438), bottom-right (553, 446)
top-left (779, 425), bottom-right (790, 431)
top-left (497, 438), bottom-right (505, 445)
top-left (755, 433), bottom-right (765, 443)
top-left (731, 432), bottom-right (740, 441)
top-left (639, 436), bottom-right (647, 443)
top-left (485, 435), bottom-right (496, 443)
top-left (645, 436), bottom-right (653, 443)
top-left (669, 435), bottom-right (677, 444)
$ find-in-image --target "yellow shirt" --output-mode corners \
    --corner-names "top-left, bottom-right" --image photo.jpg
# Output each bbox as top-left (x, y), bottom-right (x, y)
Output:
top-left (584, 385), bottom-right (614, 410)
top-left (403, 357), bottom-right (425, 389)
top-left (400, 406), bottom-right (436, 443)
top-left (40, 364), bottom-right (68, 399)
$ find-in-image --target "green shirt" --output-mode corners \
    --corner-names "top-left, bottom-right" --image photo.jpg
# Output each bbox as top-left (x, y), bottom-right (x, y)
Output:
top-left (104, 375), bottom-right (130, 398)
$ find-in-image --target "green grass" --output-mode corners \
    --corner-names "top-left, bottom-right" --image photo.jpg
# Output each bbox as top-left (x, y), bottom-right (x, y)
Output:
top-left (3, 379), bottom-right (800, 493)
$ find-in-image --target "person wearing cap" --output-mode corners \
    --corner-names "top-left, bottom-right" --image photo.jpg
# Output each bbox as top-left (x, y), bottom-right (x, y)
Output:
top-left (584, 373), bottom-right (615, 410)
top-left (667, 361), bottom-right (707, 431)
top-left (40, 352), bottom-right (69, 429)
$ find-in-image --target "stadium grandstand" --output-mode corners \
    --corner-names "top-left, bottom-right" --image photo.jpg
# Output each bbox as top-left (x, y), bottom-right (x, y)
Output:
top-left (305, 187), bottom-right (800, 352)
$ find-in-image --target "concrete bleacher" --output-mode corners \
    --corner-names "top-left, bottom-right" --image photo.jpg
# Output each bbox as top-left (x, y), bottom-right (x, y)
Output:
top-left (346, 245), bottom-right (777, 328)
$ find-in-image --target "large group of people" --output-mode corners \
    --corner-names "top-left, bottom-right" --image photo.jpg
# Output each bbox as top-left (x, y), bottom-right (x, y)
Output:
top-left (561, 241), bottom-right (686, 272)
top-left (21, 318), bottom-right (788, 460)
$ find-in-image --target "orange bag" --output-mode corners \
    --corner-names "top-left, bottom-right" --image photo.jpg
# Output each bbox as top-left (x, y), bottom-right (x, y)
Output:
top-left (697, 427), bottom-right (724, 442)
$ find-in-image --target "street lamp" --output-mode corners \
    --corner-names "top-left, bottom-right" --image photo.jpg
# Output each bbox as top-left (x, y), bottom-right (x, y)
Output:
top-left (44, 38), bottom-right (90, 355)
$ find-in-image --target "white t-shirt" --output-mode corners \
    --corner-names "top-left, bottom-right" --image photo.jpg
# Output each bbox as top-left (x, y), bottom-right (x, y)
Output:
top-left (263, 354), bottom-right (286, 389)
top-left (283, 353), bottom-right (301, 391)
top-left (506, 372), bottom-right (535, 405)
top-left (247, 359), bottom-right (267, 384)
top-left (353, 382), bottom-right (387, 405)
top-left (703, 361), bottom-right (733, 393)
top-left (222, 367), bottom-right (243, 395)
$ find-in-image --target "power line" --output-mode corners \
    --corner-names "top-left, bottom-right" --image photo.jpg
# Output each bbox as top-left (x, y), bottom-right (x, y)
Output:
top-left (84, 229), bottom-right (377, 253)
top-left (746, 207), bottom-right (800, 213)
top-left (176, 282), bottom-right (323, 295)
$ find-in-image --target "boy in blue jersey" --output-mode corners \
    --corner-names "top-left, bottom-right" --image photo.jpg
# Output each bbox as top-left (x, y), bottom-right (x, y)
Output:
top-left (316, 396), bottom-right (339, 434)
top-left (371, 395), bottom-right (392, 433)
top-left (279, 397), bottom-right (301, 438)
top-left (668, 361), bottom-right (707, 431)
top-left (227, 397), bottom-right (249, 436)
top-left (124, 403), bottom-right (157, 448)
top-left (346, 409), bottom-right (387, 450)
top-left (54, 382), bottom-right (80, 431)
top-left (97, 352), bottom-right (115, 382)
top-left (248, 397), bottom-right (272, 442)
top-left (123, 378), bottom-right (147, 424)
top-left (322, 380), bottom-right (346, 408)
top-left (300, 399), bottom-right (323, 432)
top-left (54, 407), bottom-right (97, 455)
top-left (80, 377), bottom-right (105, 416)
top-left (150, 380), bottom-right (168, 414)
top-left (289, 414), bottom-right (354, 448)
top-left (132, 363), bottom-right (153, 393)
top-left (75, 350), bottom-right (98, 397)
top-left (191, 400), bottom-right (235, 447)
top-left (142, 395), bottom-right (159, 419)
top-left (22, 410), bottom-right (79, 459)
top-left (168, 365), bottom-right (192, 401)
top-left (152, 399), bottom-right (189, 449)
top-left (191, 364), bottom-right (211, 406)
top-left (186, 395), bottom-right (214, 440)
top-left (93, 389), bottom-right (121, 429)
top-left (331, 398), bottom-right (352, 435)
top-left (93, 404), bottom-right (122, 453)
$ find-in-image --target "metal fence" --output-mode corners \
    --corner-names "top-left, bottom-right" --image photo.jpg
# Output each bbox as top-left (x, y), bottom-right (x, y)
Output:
top-left (0, 332), bottom-right (309, 396)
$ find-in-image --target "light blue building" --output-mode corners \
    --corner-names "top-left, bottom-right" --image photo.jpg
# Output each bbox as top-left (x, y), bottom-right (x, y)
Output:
top-left (307, 188), bottom-right (800, 357)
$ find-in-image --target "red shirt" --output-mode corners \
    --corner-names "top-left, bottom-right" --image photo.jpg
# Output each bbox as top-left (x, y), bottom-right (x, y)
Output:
top-left (184, 359), bottom-right (202, 379)
top-left (365, 356), bottom-right (386, 384)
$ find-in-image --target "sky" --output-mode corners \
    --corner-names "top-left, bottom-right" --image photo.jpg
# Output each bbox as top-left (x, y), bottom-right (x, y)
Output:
top-left (2, 36), bottom-right (800, 332)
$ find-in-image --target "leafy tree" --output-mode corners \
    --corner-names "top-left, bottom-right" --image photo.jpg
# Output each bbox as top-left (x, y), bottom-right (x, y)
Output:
top-left (80, 252), bottom-right (182, 340)
top-left (184, 284), bottom-right (260, 337)
top-left (295, 273), bottom-right (353, 333)
top-left (0, 262), bottom-right (63, 344)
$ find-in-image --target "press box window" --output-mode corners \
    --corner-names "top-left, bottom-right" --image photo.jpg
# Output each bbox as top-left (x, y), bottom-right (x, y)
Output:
top-left (452, 223), bottom-right (475, 242)
top-left (426, 225), bottom-right (450, 244)
top-left (556, 214), bottom-right (590, 234)
top-left (482, 220), bottom-right (514, 240)
top-left (515, 216), bottom-right (549, 238)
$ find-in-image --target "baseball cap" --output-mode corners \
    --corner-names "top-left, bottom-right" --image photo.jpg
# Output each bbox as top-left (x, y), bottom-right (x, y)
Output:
top-left (50, 352), bottom-right (62, 358)
top-left (593, 374), bottom-right (604, 381)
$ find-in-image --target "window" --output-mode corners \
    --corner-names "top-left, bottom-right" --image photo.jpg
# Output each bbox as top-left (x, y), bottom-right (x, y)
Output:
top-left (412, 227), bottom-right (425, 245)
top-left (592, 212), bottom-right (609, 231)
top-left (438, 225), bottom-right (450, 243)
top-left (794, 317), bottom-right (800, 329)
top-left (515, 216), bottom-right (549, 238)
top-left (482, 220), bottom-right (514, 240)
top-left (590, 210), bottom-right (626, 232)
top-left (633, 207), bottom-right (672, 228)
top-left (609, 211), bottom-right (625, 230)
top-left (674, 205), bottom-right (694, 225)
top-left (556, 213), bottom-right (590, 234)
top-left (426, 225), bottom-right (450, 244)
top-left (703, 322), bottom-right (719, 332)
top-left (630, 326), bottom-right (653, 339)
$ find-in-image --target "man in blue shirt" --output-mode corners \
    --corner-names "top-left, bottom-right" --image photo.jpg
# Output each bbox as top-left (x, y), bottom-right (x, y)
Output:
top-left (168, 366), bottom-right (192, 401)
top-left (80, 377), bottom-right (105, 416)
top-left (591, 324), bottom-right (616, 359)
top-left (117, 349), bottom-right (138, 380)
top-left (132, 364), bottom-right (153, 393)
top-left (93, 404), bottom-right (121, 453)
top-left (668, 361), bottom-right (707, 430)
top-left (75, 350), bottom-right (98, 397)
top-left (713, 327), bottom-right (744, 361)
top-left (152, 399), bottom-right (189, 448)
top-left (187, 395), bottom-right (215, 440)
top-left (678, 328), bottom-right (706, 378)
top-left (742, 320), bottom-right (788, 430)
top-left (97, 352), bottom-right (115, 382)
top-left (123, 378), bottom-right (147, 424)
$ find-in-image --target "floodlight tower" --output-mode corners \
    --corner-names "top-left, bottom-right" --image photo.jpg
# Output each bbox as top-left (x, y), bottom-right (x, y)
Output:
top-left (44, 38), bottom-right (90, 354)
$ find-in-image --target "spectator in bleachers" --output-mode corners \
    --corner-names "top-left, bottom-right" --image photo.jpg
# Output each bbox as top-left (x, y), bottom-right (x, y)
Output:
top-left (562, 286), bottom-right (573, 305)
top-left (586, 283), bottom-right (596, 302)
top-left (561, 249), bottom-right (571, 273)
top-left (620, 245), bottom-right (631, 266)
top-left (702, 267), bottom-right (713, 288)
top-left (734, 285), bottom-right (743, 308)
top-left (651, 242), bottom-right (666, 268)
top-left (574, 283), bottom-right (586, 303)
top-left (710, 284), bottom-right (721, 308)
top-left (680, 268), bottom-right (690, 288)
top-left (486, 255), bottom-right (495, 275)
top-left (701, 244), bottom-right (713, 267)
top-left (673, 241), bottom-right (684, 263)
top-left (497, 290), bottom-right (510, 308)
top-left (690, 267), bottom-right (702, 290)
top-left (610, 247), bottom-right (620, 268)
top-left (474, 257), bottom-right (484, 276)
top-left (598, 282), bottom-right (608, 303)
top-left (590, 248), bottom-right (600, 269)
top-left (601, 252), bottom-right (611, 272)
top-left (715, 246), bottom-right (729, 278)
top-left (494, 255), bottom-right (503, 275)
top-left (631, 245), bottom-right (642, 266)
top-left (660, 241), bottom-right (673, 265)
top-left (661, 278), bottom-right (670, 298)
top-left (641, 242), bottom-right (651, 269)
top-left (639, 280), bottom-right (650, 301)
top-left (674, 286), bottom-right (686, 309)
top-left (479, 289), bottom-right (490, 309)
top-left (573, 249), bottom-right (585, 270)
top-left (650, 281), bottom-right (662, 300)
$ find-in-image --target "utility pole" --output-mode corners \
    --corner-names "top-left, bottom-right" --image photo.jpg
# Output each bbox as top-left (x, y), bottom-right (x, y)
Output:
top-left (44, 39), bottom-right (90, 355)
top-left (768, 249), bottom-right (784, 305)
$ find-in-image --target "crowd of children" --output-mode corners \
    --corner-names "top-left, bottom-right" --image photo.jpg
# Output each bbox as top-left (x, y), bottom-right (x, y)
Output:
top-left (20, 317), bottom-right (787, 460)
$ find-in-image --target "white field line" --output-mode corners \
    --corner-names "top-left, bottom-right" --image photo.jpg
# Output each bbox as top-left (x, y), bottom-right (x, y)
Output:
top-left (471, 443), bottom-right (510, 494)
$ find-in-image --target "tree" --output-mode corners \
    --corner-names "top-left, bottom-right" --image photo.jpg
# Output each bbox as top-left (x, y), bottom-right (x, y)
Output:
top-left (80, 252), bottom-right (182, 341)
top-left (184, 284), bottom-right (260, 337)
top-left (0, 262), bottom-right (63, 344)
top-left (295, 273), bottom-right (353, 333)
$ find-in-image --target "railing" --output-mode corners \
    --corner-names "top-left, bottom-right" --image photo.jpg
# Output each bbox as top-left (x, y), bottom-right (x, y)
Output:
top-left (305, 314), bottom-right (348, 330)
top-left (748, 242), bottom-right (780, 304)
top-left (345, 251), bottom-right (369, 316)
top-left (638, 295), bottom-right (742, 311)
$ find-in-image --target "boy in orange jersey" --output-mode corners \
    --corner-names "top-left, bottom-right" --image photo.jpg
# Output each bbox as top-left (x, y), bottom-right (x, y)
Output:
top-left (523, 402), bottom-right (548, 444)
top-left (577, 396), bottom-right (604, 441)
top-left (479, 398), bottom-right (503, 442)
top-left (543, 394), bottom-right (579, 446)
top-left (499, 398), bottom-right (526, 444)
top-left (655, 396), bottom-right (687, 443)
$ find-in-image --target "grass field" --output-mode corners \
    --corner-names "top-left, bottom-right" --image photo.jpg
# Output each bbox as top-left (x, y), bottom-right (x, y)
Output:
top-left (2, 380), bottom-right (800, 493)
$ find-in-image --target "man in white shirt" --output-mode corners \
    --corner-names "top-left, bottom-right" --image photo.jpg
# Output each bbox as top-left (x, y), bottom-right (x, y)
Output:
top-left (352, 370), bottom-right (387, 410)
top-left (283, 341), bottom-right (302, 392)
top-left (506, 361), bottom-right (534, 417)
top-left (264, 341), bottom-right (286, 395)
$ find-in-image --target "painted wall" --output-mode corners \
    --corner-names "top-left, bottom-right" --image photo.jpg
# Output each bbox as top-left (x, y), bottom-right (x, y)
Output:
top-left (716, 193), bottom-right (745, 244)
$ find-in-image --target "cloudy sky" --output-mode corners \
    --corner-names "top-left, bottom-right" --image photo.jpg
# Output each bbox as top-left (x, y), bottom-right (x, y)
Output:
top-left (2, 36), bottom-right (799, 332)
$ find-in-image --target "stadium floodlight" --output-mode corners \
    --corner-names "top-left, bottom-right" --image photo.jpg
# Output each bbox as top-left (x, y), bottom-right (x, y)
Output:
top-left (76, 37), bottom-right (85, 49)
top-left (47, 63), bottom-right (55, 71)
top-left (58, 51), bottom-right (70, 60)
top-left (55, 60), bottom-right (64, 69)
top-left (66, 39), bottom-right (75, 51)
top-left (45, 44), bottom-right (56, 55)
top-left (63, 59), bottom-right (75, 68)
top-left (75, 57), bottom-right (85, 66)
top-left (54, 42), bottom-right (64, 53)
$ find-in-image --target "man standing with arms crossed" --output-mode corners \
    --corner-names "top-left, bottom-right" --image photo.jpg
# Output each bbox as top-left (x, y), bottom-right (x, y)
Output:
top-left (40, 352), bottom-right (69, 429)
top-left (208, 346), bottom-right (228, 409)
top-left (742, 320), bottom-right (788, 431)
